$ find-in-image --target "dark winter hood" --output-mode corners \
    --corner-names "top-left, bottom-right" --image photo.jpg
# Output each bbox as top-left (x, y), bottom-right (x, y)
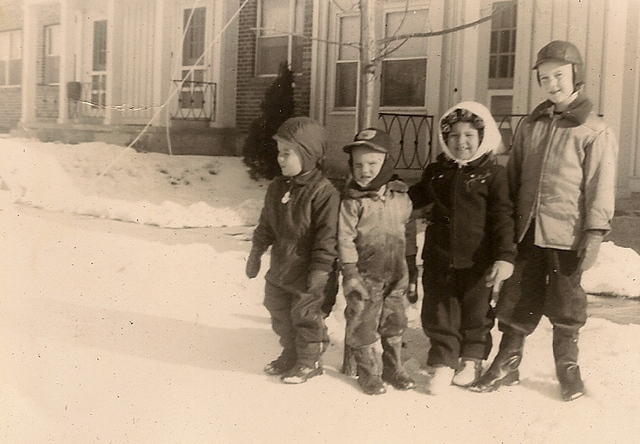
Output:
top-left (273, 117), bottom-right (327, 173)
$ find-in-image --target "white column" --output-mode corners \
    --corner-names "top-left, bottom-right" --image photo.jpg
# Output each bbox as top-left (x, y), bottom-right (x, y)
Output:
top-left (20, 2), bottom-right (38, 125)
top-left (105, 0), bottom-right (124, 125)
top-left (214, 0), bottom-right (239, 128)
top-left (150, 0), bottom-right (168, 127)
top-left (57, 0), bottom-right (74, 123)
top-left (458, 0), bottom-right (480, 101)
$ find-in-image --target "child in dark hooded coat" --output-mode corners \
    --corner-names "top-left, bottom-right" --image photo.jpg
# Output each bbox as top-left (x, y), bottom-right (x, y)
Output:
top-left (246, 117), bottom-right (340, 384)
top-left (409, 101), bottom-right (516, 394)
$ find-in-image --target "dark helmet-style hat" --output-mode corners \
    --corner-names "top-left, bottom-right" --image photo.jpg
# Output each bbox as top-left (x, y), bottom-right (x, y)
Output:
top-left (533, 40), bottom-right (584, 87)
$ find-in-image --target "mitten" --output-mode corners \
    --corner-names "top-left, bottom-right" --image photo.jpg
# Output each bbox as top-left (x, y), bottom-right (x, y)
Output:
top-left (342, 263), bottom-right (369, 299)
top-left (579, 231), bottom-right (604, 271)
top-left (406, 254), bottom-right (418, 304)
top-left (245, 248), bottom-right (262, 279)
top-left (485, 260), bottom-right (514, 304)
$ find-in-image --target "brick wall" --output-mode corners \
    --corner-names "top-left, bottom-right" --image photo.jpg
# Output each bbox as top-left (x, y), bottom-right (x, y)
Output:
top-left (0, 0), bottom-right (23, 131)
top-left (236, 0), bottom-right (313, 131)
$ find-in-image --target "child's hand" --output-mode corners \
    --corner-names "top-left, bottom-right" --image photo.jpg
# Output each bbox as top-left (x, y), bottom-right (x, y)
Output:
top-left (245, 250), bottom-right (262, 279)
top-left (343, 277), bottom-right (369, 299)
top-left (579, 231), bottom-right (604, 271)
top-left (485, 260), bottom-right (514, 304)
top-left (405, 254), bottom-right (418, 304)
top-left (342, 263), bottom-right (369, 299)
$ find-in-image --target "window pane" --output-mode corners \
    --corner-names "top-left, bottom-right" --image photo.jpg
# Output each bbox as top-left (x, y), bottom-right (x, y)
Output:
top-left (294, 0), bottom-right (305, 34)
top-left (490, 95), bottom-right (513, 115)
top-left (339, 15), bottom-right (359, 60)
top-left (381, 59), bottom-right (426, 107)
top-left (261, 0), bottom-right (289, 36)
top-left (256, 36), bottom-right (287, 75)
top-left (46, 25), bottom-right (60, 56)
top-left (183, 7), bottom-right (206, 66)
top-left (510, 30), bottom-right (517, 52)
top-left (499, 30), bottom-right (510, 53)
top-left (0, 34), bottom-right (8, 60)
top-left (384, 9), bottom-right (428, 58)
top-left (335, 62), bottom-right (357, 107)
top-left (498, 55), bottom-right (509, 77)
top-left (291, 35), bottom-right (303, 72)
top-left (93, 20), bottom-right (107, 71)
top-left (489, 55), bottom-right (497, 78)
top-left (9, 59), bottom-right (21, 84)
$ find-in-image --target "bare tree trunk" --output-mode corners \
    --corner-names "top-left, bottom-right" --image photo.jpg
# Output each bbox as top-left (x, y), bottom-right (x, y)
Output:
top-left (356, 0), bottom-right (379, 132)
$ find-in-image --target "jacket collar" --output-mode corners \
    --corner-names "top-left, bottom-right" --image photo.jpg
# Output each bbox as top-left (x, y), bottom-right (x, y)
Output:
top-left (286, 168), bottom-right (321, 186)
top-left (437, 152), bottom-right (492, 169)
top-left (345, 179), bottom-right (407, 200)
top-left (530, 91), bottom-right (593, 125)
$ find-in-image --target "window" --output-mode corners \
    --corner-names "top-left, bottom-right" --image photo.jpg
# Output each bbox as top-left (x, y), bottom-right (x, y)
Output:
top-left (44, 24), bottom-right (60, 84)
top-left (256, 0), bottom-right (304, 75)
top-left (91, 20), bottom-right (107, 108)
top-left (489, 1), bottom-right (517, 89)
top-left (380, 9), bottom-right (428, 107)
top-left (0, 30), bottom-right (22, 86)
top-left (334, 14), bottom-right (359, 108)
top-left (182, 7), bottom-right (205, 68)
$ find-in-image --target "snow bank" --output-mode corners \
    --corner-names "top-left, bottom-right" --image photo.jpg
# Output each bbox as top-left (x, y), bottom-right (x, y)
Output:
top-left (0, 138), bottom-right (266, 228)
top-left (416, 230), bottom-right (640, 298)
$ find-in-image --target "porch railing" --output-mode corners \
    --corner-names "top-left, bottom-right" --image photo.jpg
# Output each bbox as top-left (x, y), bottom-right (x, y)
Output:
top-left (378, 113), bottom-right (435, 170)
top-left (170, 80), bottom-right (216, 121)
top-left (378, 112), bottom-right (529, 170)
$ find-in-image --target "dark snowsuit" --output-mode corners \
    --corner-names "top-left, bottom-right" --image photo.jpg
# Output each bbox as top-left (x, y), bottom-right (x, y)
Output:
top-left (409, 152), bottom-right (515, 369)
top-left (252, 168), bottom-right (340, 366)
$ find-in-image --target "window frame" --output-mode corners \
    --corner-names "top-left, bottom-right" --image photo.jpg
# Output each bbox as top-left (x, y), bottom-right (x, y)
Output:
top-left (488, 0), bottom-right (517, 90)
top-left (379, 6), bottom-right (429, 111)
top-left (0, 29), bottom-right (22, 88)
top-left (255, 0), bottom-right (304, 77)
top-left (43, 23), bottom-right (61, 85)
top-left (332, 12), bottom-right (359, 111)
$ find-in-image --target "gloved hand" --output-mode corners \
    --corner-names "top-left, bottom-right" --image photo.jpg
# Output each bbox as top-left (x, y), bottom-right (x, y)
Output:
top-left (245, 248), bottom-right (262, 279)
top-left (308, 269), bottom-right (330, 292)
top-left (485, 260), bottom-right (514, 305)
top-left (406, 254), bottom-right (418, 304)
top-left (342, 263), bottom-right (369, 299)
top-left (579, 230), bottom-right (604, 271)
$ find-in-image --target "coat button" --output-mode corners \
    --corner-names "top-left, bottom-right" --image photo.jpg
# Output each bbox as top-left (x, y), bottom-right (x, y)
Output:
top-left (470, 174), bottom-right (475, 178)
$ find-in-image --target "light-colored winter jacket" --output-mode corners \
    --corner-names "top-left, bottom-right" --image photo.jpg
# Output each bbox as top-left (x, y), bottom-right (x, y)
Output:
top-left (339, 180), bottom-right (413, 282)
top-left (508, 93), bottom-right (618, 250)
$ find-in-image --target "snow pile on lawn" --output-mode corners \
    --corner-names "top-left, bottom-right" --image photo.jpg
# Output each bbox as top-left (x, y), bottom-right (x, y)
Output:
top-left (0, 137), bottom-right (266, 228)
top-left (416, 231), bottom-right (640, 298)
top-left (583, 242), bottom-right (640, 297)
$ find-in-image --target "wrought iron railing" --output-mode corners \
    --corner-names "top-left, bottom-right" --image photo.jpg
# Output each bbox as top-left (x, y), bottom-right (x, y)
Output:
top-left (379, 112), bottom-right (529, 170)
top-left (378, 112), bottom-right (435, 170)
top-left (170, 80), bottom-right (216, 121)
top-left (493, 114), bottom-right (528, 153)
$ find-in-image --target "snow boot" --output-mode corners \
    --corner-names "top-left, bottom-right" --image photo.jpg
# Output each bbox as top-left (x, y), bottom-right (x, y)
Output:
top-left (469, 332), bottom-right (524, 393)
top-left (354, 345), bottom-right (386, 395)
top-left (553, 328), bottom-right (585, 401)
top-left (280, 361), bottom-right (323, 384)
top-left (381, 336), bottom-right (415, 390)
top-left (264, 349), bottom-right (297, 376)
top-left (342, 343), bottom-right (358, 377)
top-left (452, 358), bottom-right (482, 387)
top-left (428, 366), bottom-right (455, 395)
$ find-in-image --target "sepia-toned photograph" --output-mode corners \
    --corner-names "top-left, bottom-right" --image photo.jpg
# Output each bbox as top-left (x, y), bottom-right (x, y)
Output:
top-left (1, 0), bottom-right (639, 442)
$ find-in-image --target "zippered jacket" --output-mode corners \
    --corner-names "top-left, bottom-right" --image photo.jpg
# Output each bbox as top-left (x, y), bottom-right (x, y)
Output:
top-left (339, 180), bottom-right (413, 280)
top-left (409, 153), bottom-right (516, 268)
top-left (252, 168), bottom-right (340, 290)
top-left (508, 93), bottom-right (618, 249)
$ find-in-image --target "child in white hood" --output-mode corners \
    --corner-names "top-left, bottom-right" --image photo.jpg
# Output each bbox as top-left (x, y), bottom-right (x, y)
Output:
top-left (409, 101), bottom-right (516, 394)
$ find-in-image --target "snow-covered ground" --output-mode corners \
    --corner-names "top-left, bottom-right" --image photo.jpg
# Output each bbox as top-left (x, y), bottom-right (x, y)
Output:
top-left (1, 137), bottom-right (639, 442)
